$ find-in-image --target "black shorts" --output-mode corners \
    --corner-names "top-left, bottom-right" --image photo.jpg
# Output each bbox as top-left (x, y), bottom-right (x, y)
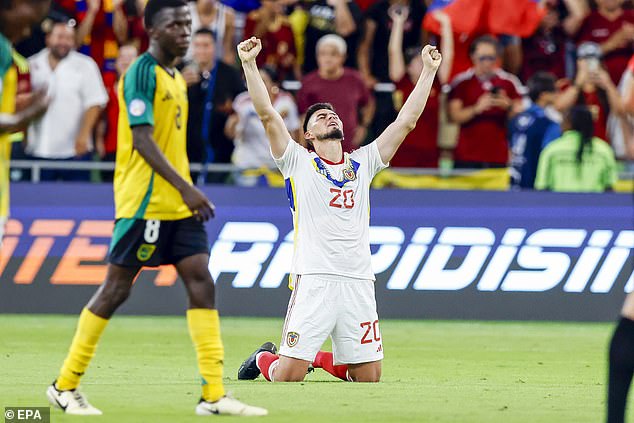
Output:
top-left (108, 216), bottom-right (209, 267)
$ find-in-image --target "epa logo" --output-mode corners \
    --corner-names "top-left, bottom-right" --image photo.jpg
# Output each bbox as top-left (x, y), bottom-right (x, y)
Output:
top-left (4, 407), bottom-right (50, 422)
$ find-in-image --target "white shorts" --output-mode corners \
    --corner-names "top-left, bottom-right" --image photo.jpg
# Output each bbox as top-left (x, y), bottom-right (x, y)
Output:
top-left (278, 274), bottom-right (384, 365)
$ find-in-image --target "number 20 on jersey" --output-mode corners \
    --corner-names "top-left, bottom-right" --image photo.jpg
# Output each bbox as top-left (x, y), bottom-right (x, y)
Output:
top-left (329, 188), bottom-right (355, 209)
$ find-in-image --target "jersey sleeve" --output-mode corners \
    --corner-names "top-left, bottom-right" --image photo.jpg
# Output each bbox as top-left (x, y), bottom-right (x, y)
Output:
top-left (122, 60), bottom-right (157, 127)
top-left (273, 139), bottom-right (303, 177)
top-left (0, 35), bottom-right (13, 98)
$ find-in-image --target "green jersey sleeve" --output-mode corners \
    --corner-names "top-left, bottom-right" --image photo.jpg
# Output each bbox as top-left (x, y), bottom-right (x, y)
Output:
top-left (123, 54), bottom-right (157, 127)
top-left (0, 34), bottom-right (13, 95)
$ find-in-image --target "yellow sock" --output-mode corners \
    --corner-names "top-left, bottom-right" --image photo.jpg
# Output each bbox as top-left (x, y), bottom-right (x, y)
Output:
top-left (56, 308), bottom-right (109, 391)
top-left (187, 308), bottom-right (225, 402)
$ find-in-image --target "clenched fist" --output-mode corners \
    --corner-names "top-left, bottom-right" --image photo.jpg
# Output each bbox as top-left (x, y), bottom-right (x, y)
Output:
top-left (421, 45), bottom-right (442, 70)
top-left (237, 37), bottom-right (262, 63)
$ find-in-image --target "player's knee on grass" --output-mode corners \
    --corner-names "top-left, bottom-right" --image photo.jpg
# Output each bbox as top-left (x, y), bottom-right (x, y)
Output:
top-left (348, 362), bottom-right (381, 383)
top-left (273, 357), bottom-right (310, 382)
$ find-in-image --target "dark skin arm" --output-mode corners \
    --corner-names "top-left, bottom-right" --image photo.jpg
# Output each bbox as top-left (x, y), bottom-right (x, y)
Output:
top-left (0, 89), bottom-right (48, 134)
top-left (132, 125), bottom-right (215, 221)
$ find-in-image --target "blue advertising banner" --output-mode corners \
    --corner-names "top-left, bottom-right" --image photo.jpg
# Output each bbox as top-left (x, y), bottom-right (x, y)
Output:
top-left (1, 183), bottom-right (632, 321)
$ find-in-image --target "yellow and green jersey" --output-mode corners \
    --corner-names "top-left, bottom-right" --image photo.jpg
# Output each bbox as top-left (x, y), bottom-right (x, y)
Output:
top-left (534, 131), bottom-right (618, 192)
top-left (0, 33), bottom-right (16, 220)
top-left (115, 52), bottom-right (192, 220)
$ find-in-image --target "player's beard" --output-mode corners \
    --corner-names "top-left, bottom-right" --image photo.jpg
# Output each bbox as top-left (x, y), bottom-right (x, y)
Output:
top-left (316, 127), bottom-right (344, 142)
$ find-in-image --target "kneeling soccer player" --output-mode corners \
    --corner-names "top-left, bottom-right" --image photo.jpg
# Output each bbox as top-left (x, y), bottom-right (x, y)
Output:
top-left (235, 36), bottom-right (441, 383)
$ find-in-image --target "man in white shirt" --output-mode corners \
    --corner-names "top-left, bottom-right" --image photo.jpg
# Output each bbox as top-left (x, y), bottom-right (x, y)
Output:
top-left (235, 36), bottom-right (441, 383)
top-left (27, 20), bottom-right (108, 181)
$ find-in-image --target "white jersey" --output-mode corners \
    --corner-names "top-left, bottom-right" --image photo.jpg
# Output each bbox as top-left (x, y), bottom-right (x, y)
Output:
top-left (274, 140), bottom-right (388, 281)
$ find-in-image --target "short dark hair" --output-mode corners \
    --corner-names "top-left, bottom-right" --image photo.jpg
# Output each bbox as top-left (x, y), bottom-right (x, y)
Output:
top-left (144, 0), bottom-right (187, 29)
top-left (303, 102), bottom-right (335, 133)
top-left (194, 27), bottom-right (216, 41)
top-left (527, 71), bottom-right (556, 102)
top-left (469, 35), bottom-right (500, 56)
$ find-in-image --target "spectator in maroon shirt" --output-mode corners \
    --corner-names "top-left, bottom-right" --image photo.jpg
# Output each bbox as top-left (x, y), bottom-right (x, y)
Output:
top-left (125, 0), bottom-right (149, 53)
top-left (448, 35), bottom-right (525, 168)
top-left (574, 0), bottom-right (634, 85)
top-left (387, 7), bottom-right (453, 168)
top-left (521, 0), bottom-right (589, 82)
top-left (244, 0), bottom-right (300, 82)
top-left (297, 34), bottom-right (375, 152)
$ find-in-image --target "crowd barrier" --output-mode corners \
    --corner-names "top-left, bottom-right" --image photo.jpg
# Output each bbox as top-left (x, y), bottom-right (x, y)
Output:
top-left (0, 183), bottom-right (632, 321)
top-left (9, 160), bottom-right (634, 192)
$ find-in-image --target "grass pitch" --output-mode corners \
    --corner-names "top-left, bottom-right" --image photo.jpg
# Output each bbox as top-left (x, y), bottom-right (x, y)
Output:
top-left (0, 315), bottom-right (623, 422)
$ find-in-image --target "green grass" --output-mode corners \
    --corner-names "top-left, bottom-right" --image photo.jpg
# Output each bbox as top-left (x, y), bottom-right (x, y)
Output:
top-left (0, 315), bottom-right (624, 422)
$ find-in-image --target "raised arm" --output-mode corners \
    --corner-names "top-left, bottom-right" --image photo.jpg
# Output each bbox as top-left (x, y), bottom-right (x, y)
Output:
top-left (376, 45), bottom-right (441, 163)
top-left (237, 37), bottom-right (291, 158)
top-left (387, 5), bottom-right (408, 82)
top-left (561, 0), bottom-right (589, 37)
top-left (331, 0), bottom-right (356, 37)
top-left (434, 10), bottom-right (454, 85)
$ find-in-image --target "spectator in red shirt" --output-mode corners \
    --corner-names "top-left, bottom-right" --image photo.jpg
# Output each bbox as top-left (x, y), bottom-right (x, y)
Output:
top-left (554, 42), bottom-right (625, 145)
top-left (125, 0), bottom-right (149, 53)
top-left (357, 1), bottom-right (426, 144)
top-left (521, 0), bottom-right (588, 82)
top-left (244, 0), bottom-right (300, 81)
top-left (448, 35), bottom-right (525, 168)
top-left (574, 0), bottom-right (634, 85)
top-left (60, 0), bottom-right (129, 75)
top-left (357, 0), bottom-right (426, 89)
top-left (95, 43), bottom-right (138, 182)
top-left (297, 34), bottom-right (374, 152)
top-left (387, 7), bottom-right (453, 168)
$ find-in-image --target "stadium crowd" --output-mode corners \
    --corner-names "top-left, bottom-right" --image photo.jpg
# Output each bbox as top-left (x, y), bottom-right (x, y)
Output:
top-left (7, 0), bottom-right (634, 192)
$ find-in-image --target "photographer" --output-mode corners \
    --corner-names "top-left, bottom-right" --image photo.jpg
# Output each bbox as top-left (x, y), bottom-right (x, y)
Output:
top-left (554, 42), bottom-right (625, 144)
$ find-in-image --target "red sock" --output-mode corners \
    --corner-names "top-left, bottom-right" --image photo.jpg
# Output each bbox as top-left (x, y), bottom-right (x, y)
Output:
top-left (256, 352), bottom-right (279, 382)
top-left (313, 351), bottom-right (349, 381)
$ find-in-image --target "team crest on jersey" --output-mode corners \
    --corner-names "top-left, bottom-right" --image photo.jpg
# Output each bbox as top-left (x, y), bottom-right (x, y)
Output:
top-left (286, 331), bottom-right (300, 347)
top-left (343, 168), bottom-right (356, 181)
top-left (129, 99), bottom-right (146, 117)
top-left (312, 154), bottom-right (361, 188)
top-left (136, 244), bottom-right (156, 261)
